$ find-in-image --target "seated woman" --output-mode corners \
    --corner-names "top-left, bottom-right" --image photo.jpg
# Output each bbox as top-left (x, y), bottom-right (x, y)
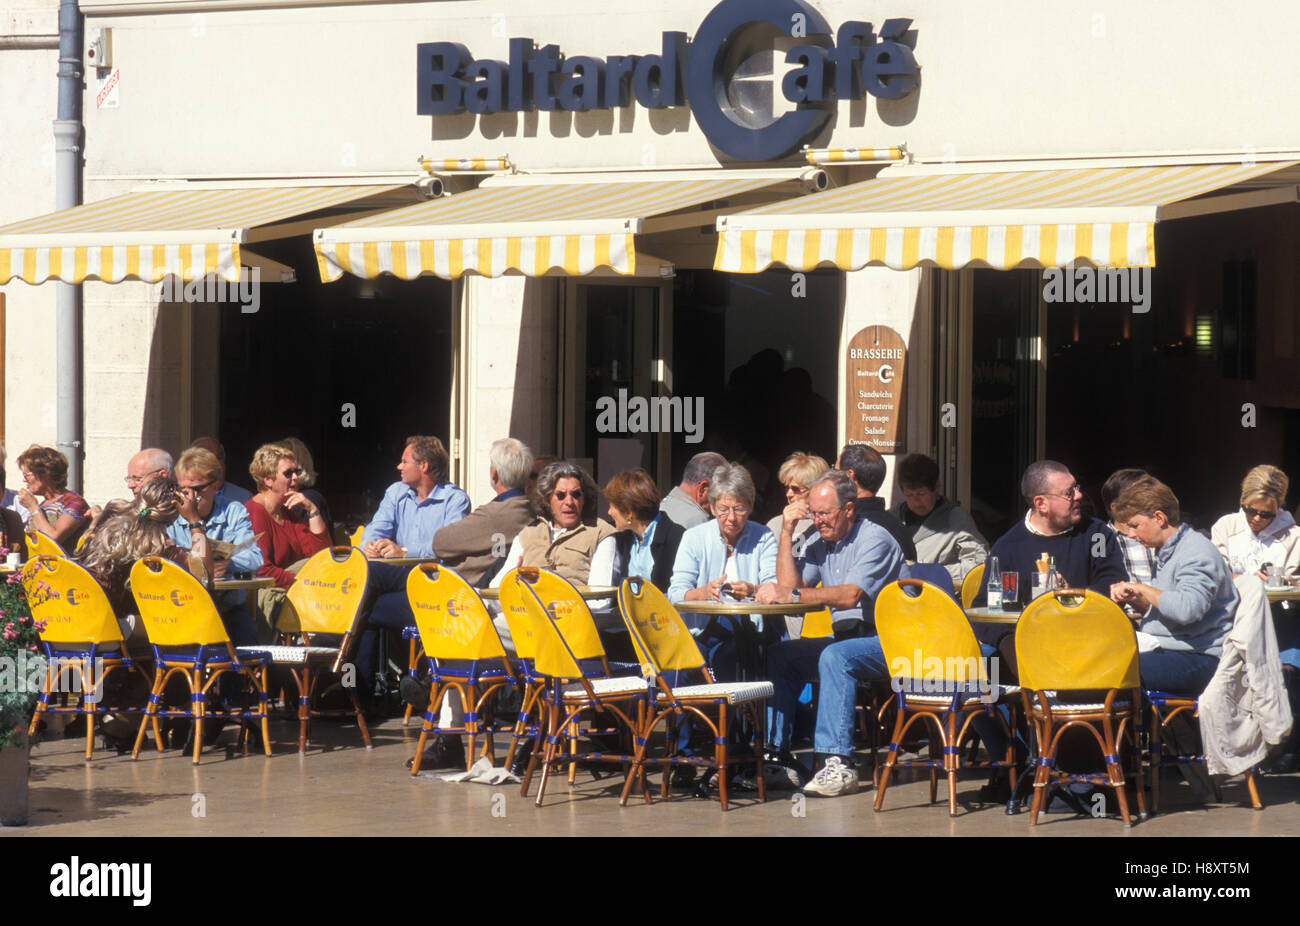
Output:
top-left (1110, 475), bottom-right (1236, 694)
top-left (668, 462), bottom-right (777, 679)
top-left (243, 443), bottom-right (331, 627)
top-left (16, 444), bottom-right (89, 552)
top-left (607, 468), bottom-right (685, 591)
top-left (1211, 464), bottom-right (1300, 582)
top-left (889, 452), bottom-right (988, 588)
top-left (765, 452), bottom-right (829, 562)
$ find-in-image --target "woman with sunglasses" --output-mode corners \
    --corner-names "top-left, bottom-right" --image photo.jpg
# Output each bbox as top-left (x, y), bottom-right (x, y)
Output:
top-left (1211, 464), bottom-right (1300, 582)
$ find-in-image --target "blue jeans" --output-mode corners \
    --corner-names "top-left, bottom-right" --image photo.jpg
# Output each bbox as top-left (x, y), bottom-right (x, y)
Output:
top-left (766, 638), bottom-right (836, 753)
top-left (1139, 650), bottom-right (1219, 695)
top-left (355, 563), bottom-right (416, 691)
top-left (812, 637), bottom-right (888, 757)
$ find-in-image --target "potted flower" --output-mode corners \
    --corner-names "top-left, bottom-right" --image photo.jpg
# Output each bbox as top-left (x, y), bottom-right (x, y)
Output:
top-left (0, 556), bottom-right (47, 826)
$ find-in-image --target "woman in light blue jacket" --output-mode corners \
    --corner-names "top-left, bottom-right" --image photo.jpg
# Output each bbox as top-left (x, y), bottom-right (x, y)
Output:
top-left (668, 463), bottom-right (777, 681)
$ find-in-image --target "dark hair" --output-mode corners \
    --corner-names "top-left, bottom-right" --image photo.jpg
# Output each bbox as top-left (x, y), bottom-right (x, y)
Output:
top-left (17, 445), bottom-right (69, 493)
top-left (897, 453), bottom-right (940, 491)
top-left (1101, 468), bottom-right (1148, 512)
top-left (839, 444), bottom-right (885, 494)
top-left (605, 469), bottom-right (661, 524)
top-left (534, 461), bottom-right (599, 524)
top-left (681, 452), bottom-right (727, 487)
top-left (1020, 460), bottom-right (1071, 503)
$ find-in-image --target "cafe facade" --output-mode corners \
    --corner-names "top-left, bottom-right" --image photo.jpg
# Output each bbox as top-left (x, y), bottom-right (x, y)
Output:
top-left (3, 0), bottom-right (1300, 535)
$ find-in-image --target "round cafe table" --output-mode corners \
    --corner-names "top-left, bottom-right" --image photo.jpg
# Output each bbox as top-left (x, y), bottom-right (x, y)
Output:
top-left (366, 556), bottom-right (440, 568)
top-left (477, 585), bottom-right (619, 601)
top-left (677, 599), bottom-right (815, 681)
top-left (212, 576), bottom-right (276, 592)
top-left (963, 606), bottom-right (1022, 625)
top-left (1265, 585), bottom-right (1300, 603)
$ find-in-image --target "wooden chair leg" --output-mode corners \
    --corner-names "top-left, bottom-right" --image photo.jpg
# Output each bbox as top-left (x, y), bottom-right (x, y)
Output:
top-left (873, 704), bottom-right (908, 811)
top-left (717, 702), bottom-right (728, 812)
top-left (133, 669), bottom-right (165, 759)
top-left (1247, 771), bottom-right (1262, 810)
top-left (191, 671), bottom-right (205, 765)
top-left (946, 712), bottom-right (958, 817)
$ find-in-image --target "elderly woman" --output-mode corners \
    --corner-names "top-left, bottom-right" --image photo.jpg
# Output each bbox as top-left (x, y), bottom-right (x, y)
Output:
top-left (244, 443), bottom-right (331, 589)
top-left (1211, 465), bottom-right (1300, 582)
top-left (16, 444), bottom-right (89, 552)
top-left (668, 463), bottom-right (777, 680)
top-left (1111, 476), bottom-right (1236, 694)
top-left (607, 468), bottom-right (685, 591)
top-left (766, 452), bottom-right (830, 558)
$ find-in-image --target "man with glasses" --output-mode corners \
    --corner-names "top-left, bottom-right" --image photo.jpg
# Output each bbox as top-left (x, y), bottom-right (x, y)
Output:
top-left (970, 460), bottom-right (1126, 614)
top-left (756, 470), bottom-right (904, 795)
top-left (165, 447), bottom-right (264, 644)
top-left (125, 448), bottom-right (174, 496)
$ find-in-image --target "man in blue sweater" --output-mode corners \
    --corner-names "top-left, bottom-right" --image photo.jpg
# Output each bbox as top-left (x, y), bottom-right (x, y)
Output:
top-left (972, 460), bottom-right (1127, 633)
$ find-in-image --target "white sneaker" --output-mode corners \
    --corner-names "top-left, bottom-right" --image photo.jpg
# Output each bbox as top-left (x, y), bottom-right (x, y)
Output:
top-left (802, 756), bottom-right (859, 797)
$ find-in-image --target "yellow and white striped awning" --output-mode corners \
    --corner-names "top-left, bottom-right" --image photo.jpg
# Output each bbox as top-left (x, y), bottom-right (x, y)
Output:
top-left (314, 173), bottom-right (798, 281)
top-left (0, 183), bottom-right (412, 284)
top-left (715, 160), bottom-right (1300, 273)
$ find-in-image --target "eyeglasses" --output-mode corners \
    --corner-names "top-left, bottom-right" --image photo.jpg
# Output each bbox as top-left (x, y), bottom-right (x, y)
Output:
top-left (178, 478), bottom-right (217, 494)
top-left (124, 474), bottom-right (148, 486)
top-left (809, 508), bottom-right (844, 523)
top-left (714, 505), bottom-right (751, 518)
top-left (1043, 484), bottom-right (1082, 500)
top-left (785, 484), bottom-right (809, 495)
top-left (1244, 506), bottom-right (1278, 521)
top-left (553, 490), bottom-right (583, 501)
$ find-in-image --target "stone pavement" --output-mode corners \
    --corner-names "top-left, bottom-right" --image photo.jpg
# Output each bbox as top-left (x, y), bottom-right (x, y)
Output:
top-left (7, 715), bottom-right (1297, 837)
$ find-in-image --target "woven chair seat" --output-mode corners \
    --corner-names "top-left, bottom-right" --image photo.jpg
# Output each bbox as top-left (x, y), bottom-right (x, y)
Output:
top-left (658, 681), bottom-right (774, 704)
top-left (561, 676), bottom-right (648, 699)
top-left (238, 644), bottom-right (339, 665)
top-left (896, 684), bottom-right (1020, 706)
top-left (1036, 691), bottom-right (1133, 712)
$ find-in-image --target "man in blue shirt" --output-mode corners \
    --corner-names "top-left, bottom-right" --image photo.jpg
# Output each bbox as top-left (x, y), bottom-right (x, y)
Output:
top-left (167, 447), bottom-right (264, 645)
top-left (362, 435), bottom-right (470, 558)
top-left (757, 470), bottom-right (904, 796)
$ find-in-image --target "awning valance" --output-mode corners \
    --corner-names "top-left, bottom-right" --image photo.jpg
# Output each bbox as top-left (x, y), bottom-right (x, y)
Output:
top-left (0, 183), bottom-right (415, 284)
top-left (715, 160), bottom-right (1300, 273)
top-left (313, 173), bottom-right (804, 281)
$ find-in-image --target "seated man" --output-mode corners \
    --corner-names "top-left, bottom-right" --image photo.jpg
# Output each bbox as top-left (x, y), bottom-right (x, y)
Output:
top-left (838, 444), bottom-right (917, 560)
top-left (756, 470), bottom-right (904, 795)
top-left (659, 452), bottom-right (726, 530)
top-left (432, 437), bottom-right (536, 586)
top-left (1110, 475), bottom-right (1236, 694)
top-left (355, 435), bottom-right (470, 702)
top-left (166, 447), bottom-right (265, 645)
top-left (890, 452), bottom-right (988, 588)
top-left (88, 447), bottom-right (175, 525)
top-left (190, 437), bottom-right (254, 504)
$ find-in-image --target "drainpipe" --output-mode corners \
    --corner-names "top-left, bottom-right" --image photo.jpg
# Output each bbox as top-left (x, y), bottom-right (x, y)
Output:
top-left (54, 0), bottom-right (83, 491)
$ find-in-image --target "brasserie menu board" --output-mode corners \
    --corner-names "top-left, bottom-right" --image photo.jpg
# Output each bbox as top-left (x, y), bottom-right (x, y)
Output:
top-left (845, 325), bottom-right (906, 453)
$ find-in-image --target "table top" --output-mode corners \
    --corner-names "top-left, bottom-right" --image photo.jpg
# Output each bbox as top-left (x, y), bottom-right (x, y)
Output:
top-left (213, 576), bottom-right (277, 591)
top-left (679, 599), bottom-right (815, 616)
top-left (478, 585), bottom-right (619, 601)
top-left (1266, 585), bottom-right (1300, 602)
top-left (964, 607), bottom-right (1022, 625)
top-left (366, 556), bottom-right (440, 567)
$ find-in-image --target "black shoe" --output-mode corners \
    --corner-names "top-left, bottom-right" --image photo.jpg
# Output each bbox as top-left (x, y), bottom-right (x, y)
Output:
top-left (670, 765), bottom-right (698, 789)
top-left (1261, 752), bottom-right (1297, 775)
top-left (977, 774), bottom-right (1012, 804)
top-left (405, 735), bottom-right (467, 771)
top-left (399, 676), bottom-right (432, 713)
top-left (508, 740), bottom-right (535, 777)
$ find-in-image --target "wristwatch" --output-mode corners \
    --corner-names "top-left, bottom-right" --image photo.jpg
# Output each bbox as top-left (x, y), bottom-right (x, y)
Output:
top-left (187, 521), bottom-right (204, 532)
top-left (790, 588), bottom-right (801, 603)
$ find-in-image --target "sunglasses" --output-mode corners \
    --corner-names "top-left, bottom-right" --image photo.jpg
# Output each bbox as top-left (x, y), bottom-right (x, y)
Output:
top-left (1244, 506), bottom-right (1277, 521)
top-left (553, 490), bottom-right (583, 501)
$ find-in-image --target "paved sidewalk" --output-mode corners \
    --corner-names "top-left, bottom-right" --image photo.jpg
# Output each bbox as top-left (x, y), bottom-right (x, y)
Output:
top-left (7, 717), bottom-right (1296, 837)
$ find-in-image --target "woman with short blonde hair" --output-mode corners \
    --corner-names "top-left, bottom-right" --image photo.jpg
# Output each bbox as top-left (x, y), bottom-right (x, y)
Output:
top-left (1211, 464), bottom-right (1300, 582)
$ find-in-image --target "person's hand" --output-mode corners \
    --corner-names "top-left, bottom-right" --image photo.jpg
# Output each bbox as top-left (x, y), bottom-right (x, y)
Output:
top-left (370, 538), bottom-right (402, 558)
top-left (782, 498), bottom-right (809, 529)
top-left (1256, 569), bottom-right (1270, 583)
top-left (362, 539), bottom-right (382, 557)
top-left (726, 580), bottom-right (755, 600)
top-left (16, 488), bottom-right (38, 512)
top-left (755, 583), bottom-right (785, 604)
top-left (702, 577), bottom-right (727, 601)
top-left (177, 488), bottom-right (201, 523)
top-left (212, 559), bottom-right (229, 579)
top-left (283, 491), bottom-right (313, 515)
top-left (1110, 582), bottom-right (1134, 603)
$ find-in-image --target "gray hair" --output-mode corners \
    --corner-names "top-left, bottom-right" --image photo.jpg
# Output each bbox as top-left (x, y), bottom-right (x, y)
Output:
top-left (706, 463), bottom-right (755, 508)
top-left (533, 460), bottom-right (598, 523)
top-left (681, 452), bottom-right (727, 487)
top-left (490, 438), bottom-right (533, 491)
top-left (812, 469), bottom-right (857, 507)
top-left (1021, 460), bottom-right (1071, 503)
top-left (138, 448), bottom-right (175, 478)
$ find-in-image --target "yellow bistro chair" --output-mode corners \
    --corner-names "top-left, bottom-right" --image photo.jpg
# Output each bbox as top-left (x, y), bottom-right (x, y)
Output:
top-left (1015, 588), bottom-right (1146, 826)
top-left (617, 577), bottom-right (773, 811)
top-left (960, 562), bottom-right (985, 611)
top-left (873, 578), bottom-right (1019, 815)
top-left (513, 567), bottom-right (646, 806)
top-left (23, 556), bottom-right (148, 759)
top-left (495, 568), bottom-right (549, 771)
top-left (405, 564), bottom-right (517, 774)
top-left (26, 530), bottom-right (66, 559)
top-left (350, 525), bottom-right (366, 548)
top-left (260, 546), bottom-right (373, 753)
top-left (129, 557), bottom-right (273, 764)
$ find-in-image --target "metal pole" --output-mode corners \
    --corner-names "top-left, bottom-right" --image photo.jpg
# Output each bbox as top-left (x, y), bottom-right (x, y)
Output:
top-left (54, 0), bottom-right (83, 491)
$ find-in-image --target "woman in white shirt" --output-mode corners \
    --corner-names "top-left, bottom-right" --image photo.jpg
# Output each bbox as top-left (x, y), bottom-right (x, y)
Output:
top-left (1211, 464), bottom-right (1300, 582)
